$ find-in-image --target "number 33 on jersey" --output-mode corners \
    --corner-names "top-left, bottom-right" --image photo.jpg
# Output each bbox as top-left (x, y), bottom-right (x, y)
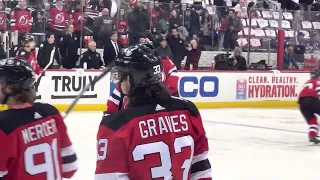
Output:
top-left (95, 97), bottom-right (212, 180)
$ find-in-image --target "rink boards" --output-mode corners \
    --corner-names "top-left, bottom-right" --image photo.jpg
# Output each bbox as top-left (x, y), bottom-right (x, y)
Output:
top-left (15, 69), bottom-right (310, 111)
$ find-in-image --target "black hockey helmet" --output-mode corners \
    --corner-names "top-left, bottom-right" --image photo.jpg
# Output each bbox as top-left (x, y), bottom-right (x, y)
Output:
top-left (111, 42), bottom-right (162, 87)
top-left (21, 34), bottom-right (35, 46)
top-left (0, 58), bottom-right (36, 94)
top-left (310, 67), bottom-right (320, 78)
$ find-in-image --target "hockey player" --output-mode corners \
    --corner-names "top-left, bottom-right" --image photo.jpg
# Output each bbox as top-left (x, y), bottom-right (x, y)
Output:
top-left (95, 43), bottom-right (212, 180)
top-left (299, 68), bottom-right (320, 144)
top-left (0, 58), bottom-right (78, 180)
top-left (16, 35), bottom-right (42, 75)
top-left (106, 43), bottom-right (179, 114)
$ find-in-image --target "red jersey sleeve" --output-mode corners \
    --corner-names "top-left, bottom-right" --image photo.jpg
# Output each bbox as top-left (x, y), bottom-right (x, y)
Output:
top-left (48, 8), bottom-right (54, 29)
top-left (106, 84), bottom-right (124, 114)
top-left (95, 126), bottom-right (129, 179)
top-left (162, 57), bottom-right (179, 95)
top-left (54, 113), bottom-right (78, 178)
top-left (190, 109), bottom-right (212, 180)
top-left (299, 78), bottom-right (320, 98)
top-left (10, 10), bottom-right (17, 31)
top-left (0, 130), bottom-right (15, 179)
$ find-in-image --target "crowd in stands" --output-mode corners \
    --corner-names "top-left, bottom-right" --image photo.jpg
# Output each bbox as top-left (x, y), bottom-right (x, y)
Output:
top-left (1, 0), bottom-right (320, 70)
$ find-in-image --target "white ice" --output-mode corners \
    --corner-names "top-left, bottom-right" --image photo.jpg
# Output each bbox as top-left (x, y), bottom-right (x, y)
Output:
top-left (66, 109), bottom-right (320, 180)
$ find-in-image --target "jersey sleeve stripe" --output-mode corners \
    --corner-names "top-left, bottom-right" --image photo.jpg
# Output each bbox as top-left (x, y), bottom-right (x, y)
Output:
top-left (191, 159), bottom-right (211, 174)
top-left (61, 145), bottom-right (76, 157)
top-left (62, 161), bottom-right (78, 173)
top-left (0, 170), bottom-right (8, 177)
top-left (168, 67), bottom-right (177, 75)
top-left (192, 151), bottom-right (208, 165)
top-left (113, 88), bottom-right (121, 97)
top-left (190, 169), bottom-right (212, 180)
top-left (62, 154), bottom-right (77, 164)
top-left (109, 96), bottom-right (120, 105)
top-left (95, 173), bottom-right (130, 180)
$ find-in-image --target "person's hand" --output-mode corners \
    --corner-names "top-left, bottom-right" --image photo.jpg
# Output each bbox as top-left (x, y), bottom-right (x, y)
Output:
top-left (233, 58), bottom-right (237, 65)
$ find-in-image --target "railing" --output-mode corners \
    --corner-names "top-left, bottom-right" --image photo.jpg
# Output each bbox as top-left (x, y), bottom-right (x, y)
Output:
top-left (2, 0), bottom-right (320, 68)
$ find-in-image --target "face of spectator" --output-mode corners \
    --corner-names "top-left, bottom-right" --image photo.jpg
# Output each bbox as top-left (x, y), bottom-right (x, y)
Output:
top-left (47, 35), bottom-right (55, 44)
top-left (204, 12), bottom-right (209, 17)
top-left (139, 37), bottom-right (146, 43)
top-left (190, 39), bottom-right (197, 48)
top-left (120, 8), bottom-right (125, 16)
top-left (234, 50), bottom-right (241, 56)
top-left (154, 1), bottom-right (159, 7)
top-left (110, 34), bottom-right (118, 42)
top-left (160, 40), bottom-right (167, 47)
top-left (18, 0), bottom-right (26, 8)
top-left (171, 10), bottom-right (176, 16)
top-left (89, 42), bottom-right (97, 51)
top-left (172, 29), bottom-right (178, 37)
top-left (228, 11), bottom-right (234, 18)
top-left (286, 46), bottom-right (293, 52)
top-left (298, 35), bottom-right (304, 41)
top-left (68, 25), bottom-right (74, 33)
top-left (185, 10), bottom-right (191, 16)
top-left (56, 0), bottom-right (63, 6)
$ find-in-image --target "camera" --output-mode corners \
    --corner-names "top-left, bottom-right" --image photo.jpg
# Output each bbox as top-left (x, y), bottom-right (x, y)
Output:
top-left (214, 52), bottom-right (233, 70)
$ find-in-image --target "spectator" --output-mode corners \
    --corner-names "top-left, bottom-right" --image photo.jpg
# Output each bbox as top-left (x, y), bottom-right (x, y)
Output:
top-left (167, 27), bottom-right (186, 69)
top-left (231, 47), bottom-right (247, 70)
top-left (247, 2), bottom-right (260, 18)
top-left (307, 33), bottom-right (320, 52)
top-left (200, 11), bottom-right (213, 46)
top-left (103, 31), bottom-right (121, 66)
top-left (284, 43), bottom-right (299, 69)
top-left (80, 41), bottom-right (103, 69)
top-left (299, 0), bottom-right (313, 19)
top-left (184, 8), bottom-right (200, 37)
top-left (234, 0), bottom-right (246, 17)
top-left (154, 30), bottom-right (168, 47)
top-left (48, 0), bottom-right (70, 46)
top-left (151, 0), bottom-right (164, 31)
top-left (116, 8), bottom-right (129, 35)
top-left (0, 1), bottom-right (7, 32)
top-left (155, 37), bottom-right (173, 60)
top-left (185, 39), bottom-right (201, 70)
top-left (168, 9), bottom-right (182, 31)
top-left (93, 8), bottom-right (114, 48)
top-left (71, 4), bottom-right (85, 40)
top-left (60, 24), bottom-right (79, 69)
top-left (37, 33), bottom-right (62, 69)
top-left (294, 32), bottom-right (307, 63)
top-left (127, 3), bottom-right (150, 44)
top-left (10, 0), bottom-right (34, 41)
top-left (223, 9), bottom-right (242, 50)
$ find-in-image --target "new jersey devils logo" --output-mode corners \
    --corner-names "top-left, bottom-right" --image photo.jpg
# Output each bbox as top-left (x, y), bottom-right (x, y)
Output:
top-left (55, 13), bottom-right (64, 24)
top-left (18, 15), bottom-right (28, 25)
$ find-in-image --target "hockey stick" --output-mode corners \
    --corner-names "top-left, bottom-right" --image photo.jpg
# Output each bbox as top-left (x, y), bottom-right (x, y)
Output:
top-left (35, 47), bottom-right (55, 83)
top-left (63, 64), bottom-right (114, 119)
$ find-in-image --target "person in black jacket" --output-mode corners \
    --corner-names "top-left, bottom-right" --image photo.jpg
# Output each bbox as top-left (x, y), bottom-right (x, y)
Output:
top-left (60, 24), bottom-right (79, 69)
top-left (167, 27), bottom-right (186, 69)
top-left (37, 33), bottom-right (61, 69)
top-left (80, 41), bottom-right (103, 69)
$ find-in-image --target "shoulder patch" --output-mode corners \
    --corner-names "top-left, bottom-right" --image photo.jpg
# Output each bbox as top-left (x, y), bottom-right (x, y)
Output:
top-left (40, 43), bottom-right (44, 48)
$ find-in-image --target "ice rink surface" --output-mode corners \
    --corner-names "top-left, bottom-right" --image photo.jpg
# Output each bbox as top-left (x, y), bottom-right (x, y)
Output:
top-left (65, 109), bottom-right (320, 180)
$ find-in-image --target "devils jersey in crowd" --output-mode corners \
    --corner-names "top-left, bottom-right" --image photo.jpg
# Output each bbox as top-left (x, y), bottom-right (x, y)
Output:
top-left (0, 12), bottom-right (7, 31)
top-left (0, 103), bottom-right (78, 180)
top-left (106, 57), bottom-right (179, 113)
top-left (10, 7), bottom-right (33, 33)
top-left (16, 48), bottom-right (42, 75)
top-left (96, 97), bottom-right (212, 180)
top-left (48, 6), bottom-right (69, 31)
top-left (299, 78), bottom-right (320, 99)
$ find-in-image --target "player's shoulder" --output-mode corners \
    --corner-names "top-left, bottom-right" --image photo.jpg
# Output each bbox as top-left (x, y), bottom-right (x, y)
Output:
top-left (101, 97), bottom-right (199, 131)
top-left (17, 48), bottom-right (30, 57)
top-left (167, 96), bottom-right (199, 117)
top-left (0, 103), bottom-right (59, 135)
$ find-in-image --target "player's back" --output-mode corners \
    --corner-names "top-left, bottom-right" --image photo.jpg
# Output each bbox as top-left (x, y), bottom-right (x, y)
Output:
top-left (299, 78), bottom-right (320, 98)
top-left (0, 102), bottom-right (78, 180)
top-left (96, 97), bottom-right (211, 180)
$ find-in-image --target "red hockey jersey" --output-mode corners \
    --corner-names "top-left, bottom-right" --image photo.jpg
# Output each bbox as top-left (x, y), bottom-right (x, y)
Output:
top-left (16, 48), bottom-right (42, 75)
top-left (70, 11), bottom-right (84, 31)
top-left (299, 78), bottom-right (320, 99)
top-left (0, 12), bottom-right (7, 31)
top-left (0, 103), bottom-right (78, 180)
top-left (96, 97), bottom-right (212, 180)
top-left (48, 6), bottom-right (69, 31)
top-left (10, 7), bottom-right (33, 33)
top-left (106, 57), bottom-right (179, 114)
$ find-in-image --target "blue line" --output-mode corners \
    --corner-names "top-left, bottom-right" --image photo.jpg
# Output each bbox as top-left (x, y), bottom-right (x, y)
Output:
top-left (205, 120), bottom-right (306, 134)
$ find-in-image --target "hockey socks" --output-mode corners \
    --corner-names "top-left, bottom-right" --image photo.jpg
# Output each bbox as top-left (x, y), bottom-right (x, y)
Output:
top-left (307, 118), bottom-right (318, 137)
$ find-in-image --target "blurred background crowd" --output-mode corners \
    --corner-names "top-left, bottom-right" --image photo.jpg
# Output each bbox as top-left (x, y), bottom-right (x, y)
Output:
top-left (0, 0), bottom-right (320, 70)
